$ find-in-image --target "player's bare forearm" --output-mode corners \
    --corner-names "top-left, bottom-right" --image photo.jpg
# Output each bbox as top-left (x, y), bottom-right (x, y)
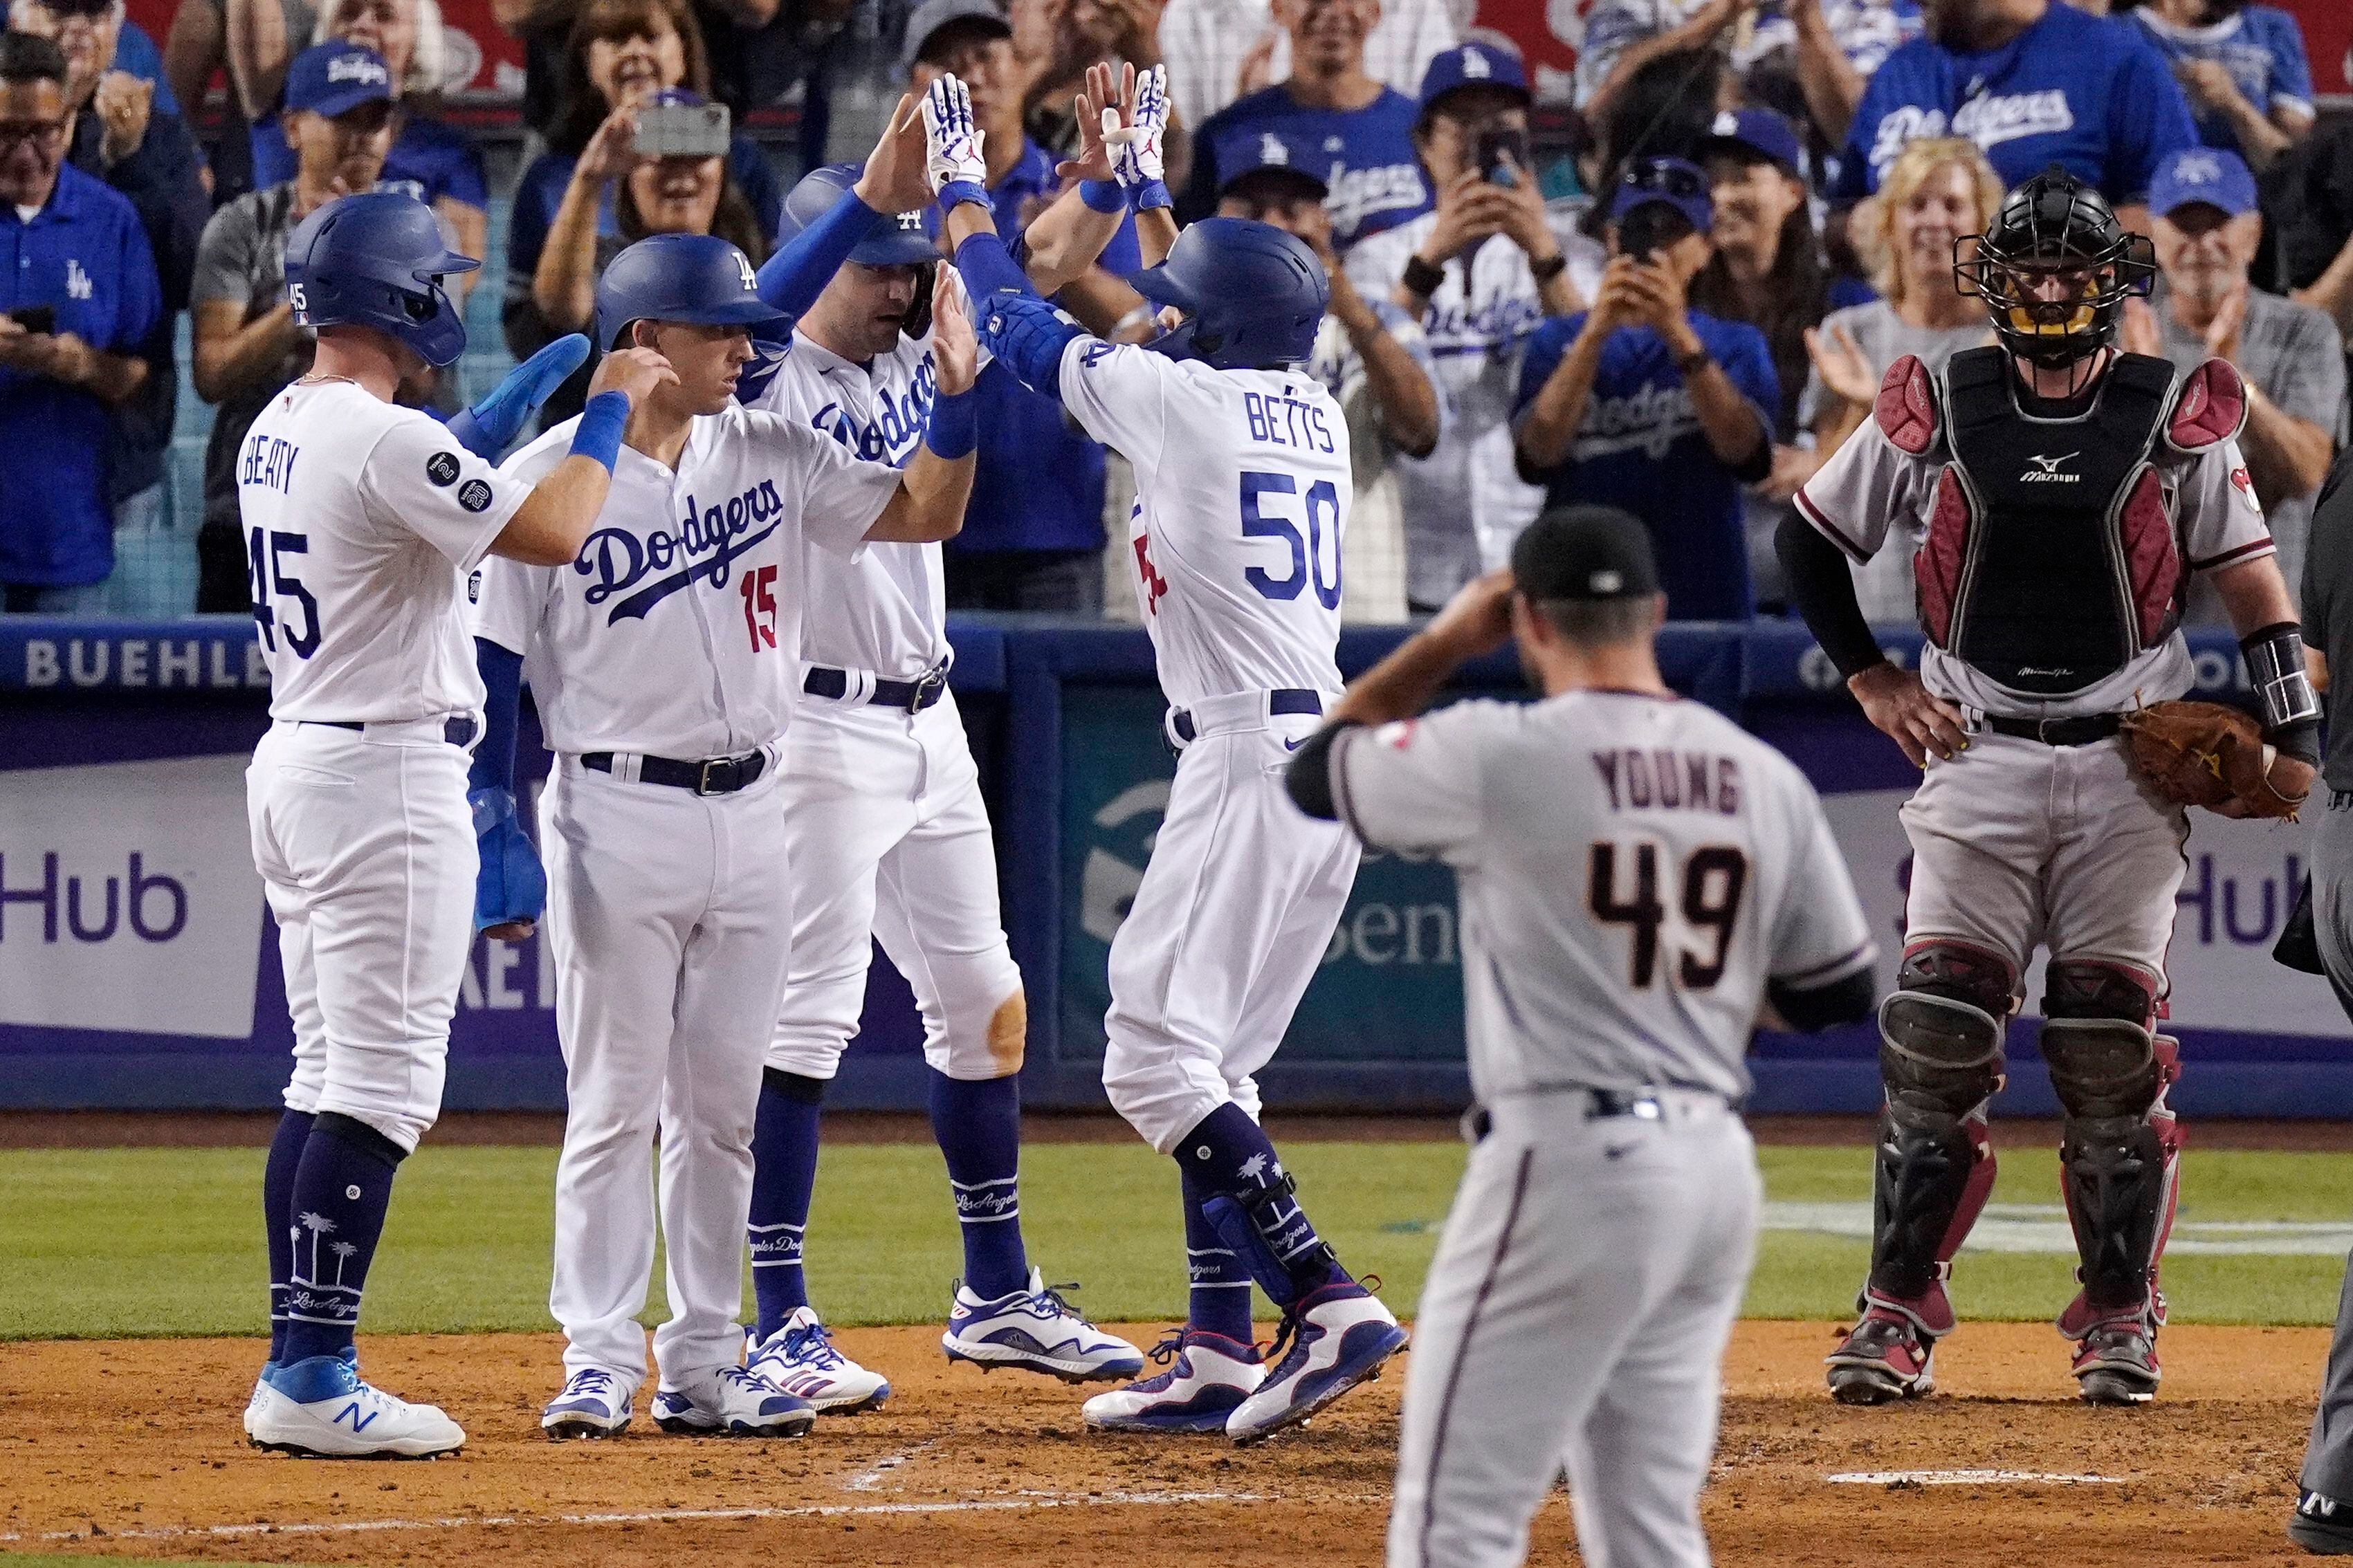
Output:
top-left (1136, 206), bottom-right (1178, 269)
top-left (942, 199), bottom-right (998, 259)
top-left (2212, 553), bottom-right (2300, 640)
top-left (1018, 187), bottom-right (1125, 297)
top-left (1517, 329), bottom-right (1606, 471)
top-left (192, 299), bottom-right (301, 404)
top-left (2238, 387), bottom-right (2335, 506)
top-left (866, 450), bottom-right (975, 543)
top-left (1333, 572), bottom-right (1516, 728)
top-left (492, 456), bottom-right (615, 566)
top-left (1052, 269), bottom-right (1146, 338)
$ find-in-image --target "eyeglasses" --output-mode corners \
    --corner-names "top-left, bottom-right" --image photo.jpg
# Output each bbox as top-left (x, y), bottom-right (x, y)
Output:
top-left (0, 122), bottom-right (68, 151)
top-left (1621, 160), bottom-right (1707, 201)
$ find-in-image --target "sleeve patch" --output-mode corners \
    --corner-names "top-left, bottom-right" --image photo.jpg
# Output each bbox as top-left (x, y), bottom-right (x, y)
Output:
top-left (1377, 719), bottom-right (1418, 750)
top-left (1872, 354), bottom-right (1939, 456)
top-left (2168, 358), bottom-right (2248, 451)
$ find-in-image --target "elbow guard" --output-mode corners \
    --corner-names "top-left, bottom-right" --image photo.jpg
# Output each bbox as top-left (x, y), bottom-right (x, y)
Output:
top-left (2244, 620), bottom-right (2322, 764)
top-left (1768, 966), bottom-right (1877, 1032)
top-left (1283, 722), bottom-right (1357, 822)
top-left (973, 290), bottom-right (1086, 402)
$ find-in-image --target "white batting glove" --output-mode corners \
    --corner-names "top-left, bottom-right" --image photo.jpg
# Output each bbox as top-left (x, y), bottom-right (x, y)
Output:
top-left (924, 74), bottom-right (989, 207)
top-left (1104, 63), bottom-right (1168, 188)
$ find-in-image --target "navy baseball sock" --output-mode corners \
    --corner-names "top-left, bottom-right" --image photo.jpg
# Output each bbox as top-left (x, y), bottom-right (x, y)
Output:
top-left (278, 1112), bottom-right (404, 1366)
top-left (928, 1070), bottom-right (1029, 1300)
top-left (1181, 1163), bottom-right (1256, 1345)
top-left (1179, 1103), bottom-right (1349, 1303)
top-left (749, 1069), bottom-right (823, 1338)
top-left (262, 1107), bottom-right (315, 1362)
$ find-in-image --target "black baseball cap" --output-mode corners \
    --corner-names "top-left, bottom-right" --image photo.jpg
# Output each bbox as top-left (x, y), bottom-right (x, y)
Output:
top-left (1511, 505), bottom-right (1660, 601)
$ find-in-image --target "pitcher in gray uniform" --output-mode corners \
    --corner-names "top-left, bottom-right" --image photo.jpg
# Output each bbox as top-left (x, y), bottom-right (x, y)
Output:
top-left (1285, 505), bottom-right (1878, 1568)
top-left (2288, 455), bottom-right (2353, 1556)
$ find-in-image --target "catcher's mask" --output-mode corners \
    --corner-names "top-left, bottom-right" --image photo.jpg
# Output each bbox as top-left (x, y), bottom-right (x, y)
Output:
top-left (1954, 166), bottom-right (2154, 371)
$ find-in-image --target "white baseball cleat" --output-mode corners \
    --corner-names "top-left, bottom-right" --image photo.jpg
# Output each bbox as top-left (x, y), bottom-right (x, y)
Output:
top-left (747, 1308), bottom-right (891, 1414)
top-left (942, 1268), bottom-right (1146, 1382)
top-left (651, 1365), bottom-right (815, 1437)
top-left (1082, 1329), bottom-right (1265, 1432)
top-left (242, 1359), bottom-right (289, 1443)
top-left (541, 1367), bottom-right (635, 1439)
top-left (1225, 1280), bottom-right (1407, 1444)
top-left (247, 1353), bottom-right (466, 1459)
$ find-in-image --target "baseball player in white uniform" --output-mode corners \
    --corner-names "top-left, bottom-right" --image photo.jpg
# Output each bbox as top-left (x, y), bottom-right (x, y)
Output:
top-left (1778, 170), bottom-right (2319, 1405)
top-left (464, 230), bottom-right (980, 1441)
top-left (729, 139), bottom-right (1155, 1410)
top-left (931, 70), bottom-right (1407, 1442)
top-left (1285, 505), bottom-right (1878, 1568)
top-left (237, 191), bottom-right (668, 1458)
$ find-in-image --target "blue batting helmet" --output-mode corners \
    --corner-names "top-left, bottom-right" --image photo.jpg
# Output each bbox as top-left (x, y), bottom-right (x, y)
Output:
top-left (1132, 217), bottom-right (1327, 371)
top-left (780, 165), bottom-right (942, 268)
top-left (282, 191), bottom-right (478, 367)
top-left (593, 233), bottom-right (789, 351)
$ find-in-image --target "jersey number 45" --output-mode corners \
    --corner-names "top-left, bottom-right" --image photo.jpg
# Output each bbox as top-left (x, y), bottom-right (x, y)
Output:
top-left (1589, 840), bottom-right (1748, 989)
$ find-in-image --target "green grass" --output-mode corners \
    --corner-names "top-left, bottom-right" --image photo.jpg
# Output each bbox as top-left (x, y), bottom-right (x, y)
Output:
top-left (4, 1141), bottom-right (2350, 1340)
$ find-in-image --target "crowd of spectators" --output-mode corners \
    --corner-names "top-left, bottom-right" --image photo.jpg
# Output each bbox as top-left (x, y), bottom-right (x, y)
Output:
top-left (0, 0), bottom-right (2346, 626)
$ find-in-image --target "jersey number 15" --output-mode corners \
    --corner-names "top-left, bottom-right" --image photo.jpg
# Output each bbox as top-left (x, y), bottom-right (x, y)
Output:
top-left (1588, 840), bottom-right (1748, 989)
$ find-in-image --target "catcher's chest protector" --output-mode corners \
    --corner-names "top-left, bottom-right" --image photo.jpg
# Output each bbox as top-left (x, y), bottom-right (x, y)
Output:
top-left (1915, 347), bottom-right (2181, 695)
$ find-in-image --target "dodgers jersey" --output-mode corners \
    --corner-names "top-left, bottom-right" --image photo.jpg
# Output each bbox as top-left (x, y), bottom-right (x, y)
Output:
top-left (1795, 371), bottom-right (2273, 719)
top-left (468, 403), bottom-right (900, 759)
top-left (1331, 692), bottom-right (1875, 1103)
top-left (1830, 1), bottom-right (2199, 204)
top-left (1057, 341), bottom-right (1350, 710)
top-left (237, 379), bottom-right (530, 723)
top-left (740, 324), bottom-right (951, 680)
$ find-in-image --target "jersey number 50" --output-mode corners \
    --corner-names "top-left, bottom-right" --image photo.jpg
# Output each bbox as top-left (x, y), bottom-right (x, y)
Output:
top-left (1240, 471), bottom-right (1342, 609)
top-left (1588, 840), bottom-right (1748, 989)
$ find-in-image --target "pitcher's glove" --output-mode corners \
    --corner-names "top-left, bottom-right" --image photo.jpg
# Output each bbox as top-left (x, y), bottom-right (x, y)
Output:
top-left (2118, 699), bottom-right (2307, 820)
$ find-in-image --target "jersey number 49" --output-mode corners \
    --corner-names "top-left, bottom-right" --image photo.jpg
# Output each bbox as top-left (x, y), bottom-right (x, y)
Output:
top-left (1588, 840), bottom-right (1748, 989)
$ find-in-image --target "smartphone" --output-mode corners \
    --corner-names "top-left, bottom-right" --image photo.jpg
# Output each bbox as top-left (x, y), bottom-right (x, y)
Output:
top-left (7, 304), bottom-right (55, 334)
top-left (634, 100), bottom-right (731, 160)
top-left (1616, 203), bottom-right (1689, 262)
top-left (1475, 125), bottom-right (1532, 189)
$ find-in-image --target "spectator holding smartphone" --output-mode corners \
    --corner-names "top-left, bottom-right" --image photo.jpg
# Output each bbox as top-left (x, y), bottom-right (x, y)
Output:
top-left (0, 30), bottom-right (160, 614)
top-left (187, 39), bottom-right (391, 609)
top-left (2127, 0), bottom-right (2311, 172)
top-left (1513, 156), bottom-right (1776, 620)
top-left (1346, 41), bottom-right (1603, 611)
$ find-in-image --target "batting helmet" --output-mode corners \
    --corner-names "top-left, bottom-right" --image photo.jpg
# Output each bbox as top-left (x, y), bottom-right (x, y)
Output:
top-left (593, 232), bottom-right (789, 351)
top-left (1132, 217), bottom-right (1327, 371)
top-left (1954, 166), bottom-right (2154, 369)
top-left (780, 165), bottom-right (942, 268)
top-left (282, 191), bottom-right (478, 368)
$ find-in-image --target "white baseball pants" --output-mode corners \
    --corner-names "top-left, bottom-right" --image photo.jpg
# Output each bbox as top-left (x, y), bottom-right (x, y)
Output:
top-left (768, 692), bottom-right (1025, 1082)
top-left (1102, 699), bottom-right (1359, 1154)
top-left (540, 755), bottom-right (794, 1386)
top-left (245, 717), bottom-right (477, 1154)
top-left (1901, 729), bottom-right (2188, 982)
top-left (1390, 1092), bottom-right (1760, 1568)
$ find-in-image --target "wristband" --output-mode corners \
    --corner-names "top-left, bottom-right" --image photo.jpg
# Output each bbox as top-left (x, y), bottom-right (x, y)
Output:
top-left (1133, 178), bottom-right (1172, 212)
top-left (1080, 178), bottom-right (1126, 213)
top-left (925, 389), bottom-right (978, 459)
top-left (1528, 252), bottom-right (1567, 283)
top-left (569, 390), bottom-right (630, 472)
top-left (1401, 255), bottom-right (1446, 299)
top-left (940, 178), bottom-right (991, 214)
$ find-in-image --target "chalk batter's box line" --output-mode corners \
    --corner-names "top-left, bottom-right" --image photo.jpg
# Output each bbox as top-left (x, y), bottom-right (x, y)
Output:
top-left (2, 1488), bottom-right (1276, 1547)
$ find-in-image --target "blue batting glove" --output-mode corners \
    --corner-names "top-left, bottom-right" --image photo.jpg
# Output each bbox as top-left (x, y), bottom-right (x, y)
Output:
top-left (469, 786), bottom-right (547, 933)
top-left (447, 335), bottom-right (592, 460)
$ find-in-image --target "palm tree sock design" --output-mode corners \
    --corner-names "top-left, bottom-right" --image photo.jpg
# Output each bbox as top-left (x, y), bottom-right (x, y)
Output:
top-left (1179, 1103), bottom-right (1349, 1307)
top-left (279, 1112), bottom-right (407, 1365)
top-left (262, 1108), bottom-right (315, 1361)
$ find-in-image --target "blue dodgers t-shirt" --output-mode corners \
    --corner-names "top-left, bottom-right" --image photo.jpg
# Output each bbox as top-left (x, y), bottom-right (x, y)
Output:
top-left (1180, 85), bottom-right (1429, 250)
top-left (955, 139), bottom-right (1138, 557)
top-left (0, 165), bottom-right (163, 587)
top-left (110, 21), bottom-right (182, 120)
top-left (1832, 1), bottom-right (2199, 205)
top-left (1514, 310), bottom-right (1779, 621)
top-left (507, 134), bottom-right (785, 287)
top-left (2131, 5), bottom-right (2314, 154)
top-left (249, 111), bottom-right (489, 209)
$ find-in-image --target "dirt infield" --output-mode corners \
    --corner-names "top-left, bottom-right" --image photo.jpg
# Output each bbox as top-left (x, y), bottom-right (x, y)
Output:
top-left (0, 1321), bottom-right (2326, 1567)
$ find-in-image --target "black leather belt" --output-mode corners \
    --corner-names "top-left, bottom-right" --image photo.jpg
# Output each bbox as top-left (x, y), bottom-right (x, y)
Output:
top-left (581, 748), bottom-right (768, 795)
top-left (303, 717), bottom-right (479, 747)
top-left (1170, 688), bottom-right (1322, 744)
top-left (804, 664), bottom-right (950, 714)
top-left (1986, 713), bottom-right (2125, 746)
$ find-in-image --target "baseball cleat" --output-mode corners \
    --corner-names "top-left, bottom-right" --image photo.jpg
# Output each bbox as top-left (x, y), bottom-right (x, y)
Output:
top-left (652, 1365), bottom-right (815, 1437)
top-left (2070, 1322), bottom-right (2161, 1405)
top-left (242, 1359), bottom-right (281, 1443)
top-left (542, 1367), bottom-right (634, 1439)
top-left (1083, 1328), bottom-right (1264, 1433)
top-left (2292, 1489), bottom-right (2353, 1553)
top-left (942, 1268), bottom-right (1146, 1382)
top-left (1825, 1308), bottom-right (1937, 1405)
top-left (747, 1308), bottom-right (891, 1414)
top-left (248, 1354), bottom-right (466, 1459)
top-left (1225, 1280), bottom-right (1407, 1444)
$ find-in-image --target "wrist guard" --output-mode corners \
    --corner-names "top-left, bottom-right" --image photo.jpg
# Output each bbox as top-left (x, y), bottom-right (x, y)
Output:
top-left (2243, 620), bottom-right (2321, 760)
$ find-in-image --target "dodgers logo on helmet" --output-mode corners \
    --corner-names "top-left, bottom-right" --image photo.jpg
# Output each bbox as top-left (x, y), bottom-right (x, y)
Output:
top-left (594, 232), bottom-right (787, 351)
top-left (282, 191), bottom-right (479, 367)
top-left (780, 164), bottom-right (942, 270)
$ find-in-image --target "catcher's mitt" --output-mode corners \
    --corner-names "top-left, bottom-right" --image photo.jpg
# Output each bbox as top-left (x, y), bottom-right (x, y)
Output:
top-left (2118, 700), bottom-right (2306, 820)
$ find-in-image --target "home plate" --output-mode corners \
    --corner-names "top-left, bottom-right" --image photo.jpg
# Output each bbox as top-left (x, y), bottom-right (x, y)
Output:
top-left (1825, 1470), bottom-right (2127, 1486)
